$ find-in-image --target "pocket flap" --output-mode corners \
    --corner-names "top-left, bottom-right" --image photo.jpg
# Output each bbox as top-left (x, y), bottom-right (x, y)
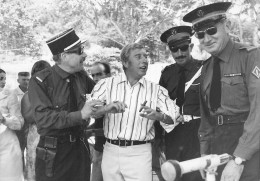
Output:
top-left (221, 76), bottom-right (244, 85)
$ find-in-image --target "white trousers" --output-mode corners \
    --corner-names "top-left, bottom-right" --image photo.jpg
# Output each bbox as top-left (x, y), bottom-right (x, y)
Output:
top-left (101, 142), bottom-right (152, 181)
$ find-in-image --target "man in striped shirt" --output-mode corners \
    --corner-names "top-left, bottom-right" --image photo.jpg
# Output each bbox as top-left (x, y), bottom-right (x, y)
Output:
top-left (90, 43), bottom-right (180, 181)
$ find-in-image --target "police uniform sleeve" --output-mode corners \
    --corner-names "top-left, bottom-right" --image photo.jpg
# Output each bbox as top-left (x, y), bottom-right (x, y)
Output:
top-left (28, 74), bottom-right (84, 132)
top-left (234, 48), bottom-right (260, 160)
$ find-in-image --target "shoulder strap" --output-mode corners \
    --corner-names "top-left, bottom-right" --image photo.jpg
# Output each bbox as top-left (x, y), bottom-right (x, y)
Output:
top-left (185, 66), bottom-right (202, 93)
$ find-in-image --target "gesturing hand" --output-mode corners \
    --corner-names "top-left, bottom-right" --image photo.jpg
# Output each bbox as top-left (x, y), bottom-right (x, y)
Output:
top-left (139, 106), bottom-right (162, 121)
top-left (105, 101), bottom-right (127, 113)
top-left (81, 100), bottom-right (104, 120)
top-left (220, 160), bottom-right (244, 181)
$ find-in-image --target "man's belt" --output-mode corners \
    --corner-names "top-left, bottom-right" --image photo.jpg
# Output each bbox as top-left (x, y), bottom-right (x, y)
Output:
top-left (211, 113), bottom-right (249, 126)
top-left (106, 138), bottom-right (151, 147)
top-left (40, 134), bottom-right (81, 146)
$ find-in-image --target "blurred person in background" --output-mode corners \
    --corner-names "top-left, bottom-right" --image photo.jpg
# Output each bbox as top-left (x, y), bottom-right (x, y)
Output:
top-left (12, 71), bottom-right (30, 174)
top-left (21, 60), bottom-right (51, 181)
top-left (0, 68), bottom-right (24, 181)
top-left (89, 61), bottom-right (111, 181)
top-left (90, 62), bottom-right (111, 83)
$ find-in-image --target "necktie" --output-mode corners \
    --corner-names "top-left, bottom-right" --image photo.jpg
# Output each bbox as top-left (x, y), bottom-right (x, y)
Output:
top-left (69, 75), bottom-right (78, 112)
top-left (176, 67), bottom-right (186, 114)
top-left (210, 57), bottom-right (221, 112)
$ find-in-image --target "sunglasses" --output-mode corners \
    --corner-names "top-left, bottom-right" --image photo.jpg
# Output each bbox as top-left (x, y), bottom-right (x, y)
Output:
top-left (169, 45), bottom-right (189, 53)
top-left (195, 26), bottom-right (217, 39)
top-left (65, 46), bottom-right (85, 55)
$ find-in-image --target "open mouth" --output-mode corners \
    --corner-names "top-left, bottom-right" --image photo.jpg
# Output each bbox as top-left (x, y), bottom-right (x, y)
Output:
top-left (140, 65), bottom-right (147, 70)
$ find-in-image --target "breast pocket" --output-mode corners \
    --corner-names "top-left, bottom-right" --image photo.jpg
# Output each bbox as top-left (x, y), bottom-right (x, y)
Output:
top-left (221, 76), bottom-right (248, 108)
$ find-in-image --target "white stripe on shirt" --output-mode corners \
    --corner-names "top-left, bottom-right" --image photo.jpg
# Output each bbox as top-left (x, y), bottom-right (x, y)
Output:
top-left (91, 73), bottom-right (179, 141)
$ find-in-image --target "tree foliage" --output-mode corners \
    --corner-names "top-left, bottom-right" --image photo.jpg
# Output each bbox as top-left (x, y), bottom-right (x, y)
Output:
top-left (0, 0), bottom-right (259, 60)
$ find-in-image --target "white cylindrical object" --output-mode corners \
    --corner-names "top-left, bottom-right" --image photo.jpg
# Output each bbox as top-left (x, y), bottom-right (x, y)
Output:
top-left (161, 154), bottom-right (231, 181)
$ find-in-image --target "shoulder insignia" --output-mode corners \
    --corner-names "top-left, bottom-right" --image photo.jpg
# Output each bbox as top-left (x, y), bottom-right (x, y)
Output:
top-left (238, 44), bottom-right (257, 52)
top-left (252, 66), bottom-right (260, 79)
top-left (36, 76), bottom-right (43, 82)
top-left (35, 68), bottom-right (51, 83)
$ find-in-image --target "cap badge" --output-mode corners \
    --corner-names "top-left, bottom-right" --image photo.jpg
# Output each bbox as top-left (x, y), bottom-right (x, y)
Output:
top-left (171, 29), bottom-right (177, 35)
top-left (197, 10), bottom-right (204, 17)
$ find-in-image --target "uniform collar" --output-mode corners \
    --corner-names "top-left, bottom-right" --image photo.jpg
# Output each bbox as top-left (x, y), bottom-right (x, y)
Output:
top-left (119, 72), bottom-right (145, 86)
top-left (54, 64), bottom-right (71, 79)
top-left (217, 38), bottom-right (234, 63)
top-left (16, 86), bottom-right (25, 95)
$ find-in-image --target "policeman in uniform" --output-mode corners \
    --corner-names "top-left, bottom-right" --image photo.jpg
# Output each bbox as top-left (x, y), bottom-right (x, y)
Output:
top-left (28, 28), bottom-right (102, 181)
top-left (158, 26), bottom-right (203, 181)
top-left (183, 2), bottom-right (260, 181)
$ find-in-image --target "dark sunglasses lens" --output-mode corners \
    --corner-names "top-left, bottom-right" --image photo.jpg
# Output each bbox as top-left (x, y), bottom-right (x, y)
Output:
top-left (196, 31), bottom-right (205, 39)
top-left (169, 46), bottom-right (178, 53)
top-left (180, 45), bottom-right (189, 51)
top-left (196, 26), bottom-right (217, 39)
top-left (207, 27), bottom-right (217, 35)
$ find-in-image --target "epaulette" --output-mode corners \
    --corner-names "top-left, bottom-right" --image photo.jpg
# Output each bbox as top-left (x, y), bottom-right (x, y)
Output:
top-left (161, 64), bottom-right (175, 73)
top-left (35, 68), bottom-right (51, 83)
top-left (238, 43), bottom-right (257, 52)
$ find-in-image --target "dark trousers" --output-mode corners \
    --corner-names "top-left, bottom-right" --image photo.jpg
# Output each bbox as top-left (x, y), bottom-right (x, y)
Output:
top-left (36, 138), bottom-right (91, 181)
top-left (165, 119), bottom-right (203, 181)
top-left (211, 123), bottom-right (260, 181)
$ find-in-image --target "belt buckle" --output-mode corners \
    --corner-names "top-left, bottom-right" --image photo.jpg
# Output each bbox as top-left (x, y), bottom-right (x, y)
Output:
top-left (70, 135), bottom-right (76, 142)
top-left (119, 139), bottom-right (128, 147)
top-left (217, 115), bottom-right (224, 125)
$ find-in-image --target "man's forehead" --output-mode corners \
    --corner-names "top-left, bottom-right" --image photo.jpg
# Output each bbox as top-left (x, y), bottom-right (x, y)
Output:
top-left (131, 48), bottom-right (146, 55)
top-left (19, 75), bottom-right (30, 78)
top-left (91, 64), bottom-right (104, 73)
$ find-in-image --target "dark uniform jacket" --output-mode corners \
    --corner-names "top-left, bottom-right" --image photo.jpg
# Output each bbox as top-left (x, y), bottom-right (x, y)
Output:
top-left (28, 64), bottom-right (95, 136)
top-left (199, 38), bottom-right (260, 160)
top-left (159, 58), bottom-right (202, 116)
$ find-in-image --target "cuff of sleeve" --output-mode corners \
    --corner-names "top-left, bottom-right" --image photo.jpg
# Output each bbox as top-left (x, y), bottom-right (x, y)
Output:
top-left (234, 144), bottom-right (255, 160)
top-left (69, 111), bottom-right (85, 126)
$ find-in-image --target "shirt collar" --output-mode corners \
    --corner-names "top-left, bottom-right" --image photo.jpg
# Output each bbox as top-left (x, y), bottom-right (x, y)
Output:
top-left (54, 64), bottom-right (71, 79)
top-left (217, 38), bottom-right (234, 63)
top-left (17, 86), bottom-right (25, 94)
top-left (119, 72), bottom-right (145, 86)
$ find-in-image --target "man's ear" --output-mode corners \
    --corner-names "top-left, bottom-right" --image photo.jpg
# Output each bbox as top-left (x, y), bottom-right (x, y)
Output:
top-left (189, 43), bottom-right (194, 51)
top-left (122, 60), bottom-right (128, 69)
top-left (224, 19), bottom-right (231, 33)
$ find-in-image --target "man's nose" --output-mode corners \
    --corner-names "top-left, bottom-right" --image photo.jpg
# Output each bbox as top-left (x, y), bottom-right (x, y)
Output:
top-left (203, 33), bottom-right (211, 42)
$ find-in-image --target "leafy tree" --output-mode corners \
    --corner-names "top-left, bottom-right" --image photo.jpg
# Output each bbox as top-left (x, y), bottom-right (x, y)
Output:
top-left (0, 0), bottom-right (42, 57)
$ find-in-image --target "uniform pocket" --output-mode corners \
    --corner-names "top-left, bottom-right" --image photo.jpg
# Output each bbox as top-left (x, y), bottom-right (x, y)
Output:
top-left (221, 76), bottom-right (248, 108)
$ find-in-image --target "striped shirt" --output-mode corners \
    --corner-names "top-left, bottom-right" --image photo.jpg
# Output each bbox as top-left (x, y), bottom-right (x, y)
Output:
top-left (91, 73), bottom-right (179, 141)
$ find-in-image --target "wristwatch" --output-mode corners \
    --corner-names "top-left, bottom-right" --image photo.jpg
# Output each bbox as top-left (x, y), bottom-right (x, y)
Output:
top-left (232, 156), bottom-right (246, 165)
